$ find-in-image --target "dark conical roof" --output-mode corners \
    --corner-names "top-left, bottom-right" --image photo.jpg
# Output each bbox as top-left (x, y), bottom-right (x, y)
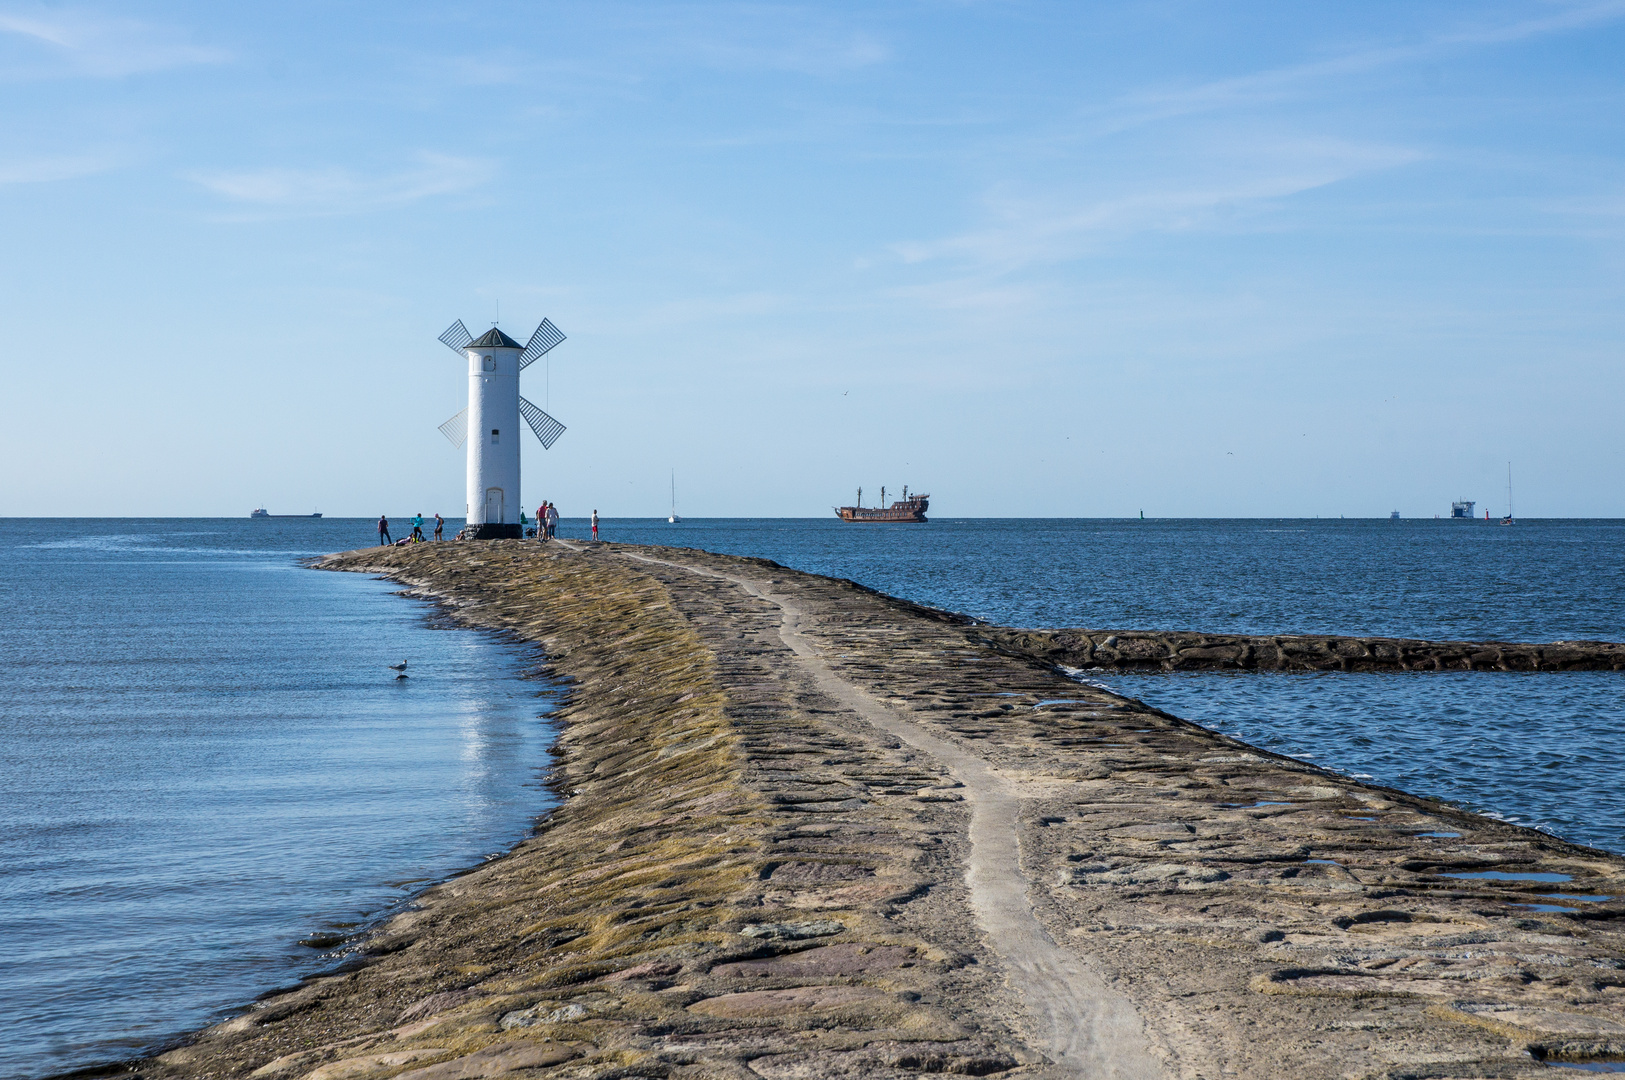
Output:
top-left (469, 327), bottom-right (524, 349)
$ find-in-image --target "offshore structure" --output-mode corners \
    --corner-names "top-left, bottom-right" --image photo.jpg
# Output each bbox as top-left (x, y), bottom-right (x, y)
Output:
top-left (835, 485), bottom-right (930, 523)
top-left (436, 319), bottom-right (568, 540)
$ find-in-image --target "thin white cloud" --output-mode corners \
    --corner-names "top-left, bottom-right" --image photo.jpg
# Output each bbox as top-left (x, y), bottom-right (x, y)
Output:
top-left (404, 6), bottom-right (889, 93)
top-left (642, 291), bottom-right (789, 324)
top-left (623, 6), bottom-right (890, 76)
top-left (1098, 0), bottom-right (1625, 133)
top-left (1446, 0), bottom-right (1625, 46)
top-left (889, 2), bottom-right (1621, 275)
top-left (883, 275), bottom-right (1050, 315)
top-left (0, 152), bottom-right (112, 184)
top-left (894, 139), bottom-right (1424, 271)
top-left (0, 8), bottom-right (228, 78)
top-left (186, 153), bottom-right (496, 217)
top-left (687, 29), bottom-right (887, 74)
top-left (437, 52), bottom-right (532, 88)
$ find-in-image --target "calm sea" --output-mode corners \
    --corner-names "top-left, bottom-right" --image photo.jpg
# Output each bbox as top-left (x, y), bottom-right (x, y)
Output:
top-left (4, 515), bottom-right (1623, 1078)
top-left (595, 516), bottom-right (1625, 855)
top-left (0, 519), bottom-right (558, 1079)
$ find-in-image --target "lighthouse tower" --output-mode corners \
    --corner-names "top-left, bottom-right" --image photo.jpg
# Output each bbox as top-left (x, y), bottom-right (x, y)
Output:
top-left (436, 319), bottom-right (568, 540)
top-left (463, 328), bottom-right (523, 537)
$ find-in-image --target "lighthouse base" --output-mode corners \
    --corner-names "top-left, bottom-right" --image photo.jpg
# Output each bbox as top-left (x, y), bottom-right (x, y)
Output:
top-left (465, 523), bottom-right (523, 541)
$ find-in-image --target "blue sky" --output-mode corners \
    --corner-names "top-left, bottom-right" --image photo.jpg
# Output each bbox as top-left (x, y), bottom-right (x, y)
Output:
top-left (1, 1), bottom-right (1621, 518)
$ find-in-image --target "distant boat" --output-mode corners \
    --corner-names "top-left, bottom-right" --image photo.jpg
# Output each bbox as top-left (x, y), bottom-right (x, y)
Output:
top-left (250, 509), bottom-right (322, 519)
top-left (1501, 463), bottom-right (1515, 526)
top-left (668, 470), bottom-right (681, 524)
top-left (1390, 510), bottom-right (1400, 520)
top-left (835, 485), bottom-right (929, 523)
top-left (1451, 500), bottom-right (1475, 519)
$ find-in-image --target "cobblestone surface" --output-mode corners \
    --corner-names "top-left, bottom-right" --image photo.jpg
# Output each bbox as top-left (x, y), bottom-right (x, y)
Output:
top-left (126, 540), bottom-right (1625, 1080)
top-left (981, 627), bottom-right (1625, 672)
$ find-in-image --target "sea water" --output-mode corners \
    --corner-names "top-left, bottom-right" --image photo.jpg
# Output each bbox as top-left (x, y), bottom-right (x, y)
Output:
top-left (593, 516), bottom-right (1625, 853)
top-left (591, 516), bottom-right (1625, 642)
top-left (0, 519), bottom-right (558, 1079)
top-left (5, 515), bottom-right (1624, 1077)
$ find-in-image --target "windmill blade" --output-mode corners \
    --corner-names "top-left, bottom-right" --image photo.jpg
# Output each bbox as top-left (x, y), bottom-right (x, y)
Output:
top-left (438, 408), bottom-right (468, 449)
top-left (518, 396), bottom-right (566, 449)
top-left (438, 319), bottom-right (473, 353)
top-left (518, 319), bottom-right (566, 370)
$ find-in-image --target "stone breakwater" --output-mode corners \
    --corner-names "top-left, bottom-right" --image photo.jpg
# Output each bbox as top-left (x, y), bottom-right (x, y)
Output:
top-left (127, 541), bottom-right (1625, 1080)
top-left (979, 628), bottom-right (1625, 673)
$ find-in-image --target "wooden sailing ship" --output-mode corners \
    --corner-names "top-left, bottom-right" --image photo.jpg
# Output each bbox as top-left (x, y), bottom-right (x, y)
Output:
top-left (835, 485), bottom-right (929, 523)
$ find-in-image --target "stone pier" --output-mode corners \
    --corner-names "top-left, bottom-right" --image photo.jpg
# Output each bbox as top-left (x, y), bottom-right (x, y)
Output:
top-left (130, 541), bottom-right (1625, 1080)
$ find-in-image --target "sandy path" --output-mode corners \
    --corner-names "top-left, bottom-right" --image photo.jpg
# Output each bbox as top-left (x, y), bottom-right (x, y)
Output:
top-left (621, 550), bottom-right (1164, 1080)
top-left (147, 540), bottom-right (1625, 1079)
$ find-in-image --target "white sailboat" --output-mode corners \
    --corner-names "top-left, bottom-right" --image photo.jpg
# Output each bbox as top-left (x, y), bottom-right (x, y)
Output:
top-left (669, 470), bottom-right (681, 524)
top-left (1500, 462), bottom-right (1514, 526)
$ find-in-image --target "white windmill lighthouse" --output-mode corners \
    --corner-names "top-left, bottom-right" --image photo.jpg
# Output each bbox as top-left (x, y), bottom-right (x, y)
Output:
top-left (435, 317), bottom-right (568, 540)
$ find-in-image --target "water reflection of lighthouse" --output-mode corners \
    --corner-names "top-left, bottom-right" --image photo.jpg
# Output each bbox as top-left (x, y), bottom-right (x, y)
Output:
top-left (435, 319), bottom-right (568, 539)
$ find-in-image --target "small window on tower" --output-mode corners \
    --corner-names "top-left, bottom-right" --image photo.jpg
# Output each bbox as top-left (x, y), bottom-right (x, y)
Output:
top-left (483, 355), bottom-right (495, 371)
top-left (491, 429), bottom-right (500, 443)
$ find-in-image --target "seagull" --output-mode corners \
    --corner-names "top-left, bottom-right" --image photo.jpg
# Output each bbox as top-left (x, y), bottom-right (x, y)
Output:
top-left (388, 661), bottom-right (407, 672)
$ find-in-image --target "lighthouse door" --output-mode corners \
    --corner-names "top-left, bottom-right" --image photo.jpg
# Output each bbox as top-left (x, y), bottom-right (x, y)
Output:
top-left (484, 487), bottom-right (504, 524)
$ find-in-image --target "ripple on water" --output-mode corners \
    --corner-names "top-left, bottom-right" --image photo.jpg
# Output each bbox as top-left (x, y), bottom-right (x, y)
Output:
top-left (1090, 671), bottom-right (1625, 856)
top-left (593, 519), bottom-right (1625, 857)
top-left (8, 516), bottom-right (1625, 1075)
top-left (0, 519), bottom-right (560, 1080)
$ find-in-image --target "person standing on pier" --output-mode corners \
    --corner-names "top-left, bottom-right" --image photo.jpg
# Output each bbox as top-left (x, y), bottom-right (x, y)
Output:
top-left (536, 503), bottom-right (546, 542)
top-left (411, 513), bottom-right (424, 542)
top-left (377, 515), bottom-right (391, 546)
top-left (591, 509), bottom-right (599, 541)
top-left (433, 513), bottom-right (443, 541)
top-left (547, 502), bottom-right (560, 540)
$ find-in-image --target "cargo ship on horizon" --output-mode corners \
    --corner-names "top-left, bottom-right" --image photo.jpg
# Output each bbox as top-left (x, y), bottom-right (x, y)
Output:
top-left (835, 486), bottom-right (929, 523)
